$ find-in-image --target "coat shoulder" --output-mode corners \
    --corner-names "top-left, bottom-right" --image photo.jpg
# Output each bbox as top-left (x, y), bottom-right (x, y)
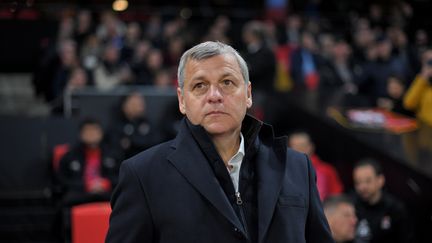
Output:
top-left (122, 139), bottom-right (175, 172)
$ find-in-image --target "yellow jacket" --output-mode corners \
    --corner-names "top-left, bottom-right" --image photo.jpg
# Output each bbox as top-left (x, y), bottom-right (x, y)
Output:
top-left (404, 75), bottom-right (432, 126)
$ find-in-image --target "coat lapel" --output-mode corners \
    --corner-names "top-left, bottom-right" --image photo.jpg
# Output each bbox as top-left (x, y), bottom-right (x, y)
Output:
top-left (167, 121), bottom-right (247, 236)
top-left (257, 138), bottom-right (286, 243)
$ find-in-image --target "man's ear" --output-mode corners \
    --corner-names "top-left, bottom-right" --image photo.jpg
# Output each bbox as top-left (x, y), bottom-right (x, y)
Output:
top-left (246, 81), bottom-right (253, 108)
top-left (378, 174), bottom-right (385, 188)
top-left (177, 87), bottom-right (186, 115)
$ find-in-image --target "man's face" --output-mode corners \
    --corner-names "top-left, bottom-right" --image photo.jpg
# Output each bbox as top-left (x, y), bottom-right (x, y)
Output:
top-left (288, 134), bottom-right (314, 156)
top-left (80, 124), bottom-right (103, 147)
top-left (326, 203), bottom-right (357, 242)
top-left (353, 165), bottom-right (384, 203)
top-left (177, 54), bottom-right (252, 137)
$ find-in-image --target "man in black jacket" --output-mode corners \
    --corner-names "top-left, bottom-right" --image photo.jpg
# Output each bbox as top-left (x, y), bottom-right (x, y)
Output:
top-left (352, 158), bottom-right (414, 243)
top-left (106, 41), bottom-right (334, 243)
top-left (58, 118), bottom-right (122, 205)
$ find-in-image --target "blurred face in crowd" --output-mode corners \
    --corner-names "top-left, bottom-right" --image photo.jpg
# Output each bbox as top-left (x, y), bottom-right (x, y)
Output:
top-left (104, 45), bottom-right (120, 63)
top-left (353, 164), bottom-right (385, 204)
top-left (332, 41), bottom-right (351, 61)
top-left (59, 40), bottom-right (78, 67)
top-left (325, 203), bottom-right (357, 243)
top-left (126, 22), bottom-right (142, 42)
top-left (376, 39), bottom-right (392, 59)
top-left (147, 49), bottom-right (163, 70)
top-left (288, 133), bottom-right (314, 156)
top-left (80, 123), bottom-right (103, 147)
top-left (123, 93), bottom-right (146, 120)
top-left (387, 77), bottom-right (405, 99)
top-left (177, 53), bottom-right (252, 137)
top-left (301, 32), bottom-right (317, 52)
top-left (154, 70), bottom-right (172, 88)
top-left (67, 68), bottom-right (88, 90)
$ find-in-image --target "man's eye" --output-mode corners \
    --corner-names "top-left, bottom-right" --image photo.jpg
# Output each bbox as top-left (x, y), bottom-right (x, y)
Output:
top-left (194, 83), bottom-right (204, 89)
top-left (223, 80), bottom-right (233, 85)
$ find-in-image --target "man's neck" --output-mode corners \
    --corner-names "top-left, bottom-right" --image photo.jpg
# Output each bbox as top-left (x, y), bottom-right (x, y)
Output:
top-left (369, 190), bottom-right (382, 205)
top-left (211, 130), bottom-right (241, 166)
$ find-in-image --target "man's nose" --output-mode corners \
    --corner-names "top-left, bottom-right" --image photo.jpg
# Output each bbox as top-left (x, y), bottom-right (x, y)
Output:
top-left (207, 85), bottom-right (223, 102)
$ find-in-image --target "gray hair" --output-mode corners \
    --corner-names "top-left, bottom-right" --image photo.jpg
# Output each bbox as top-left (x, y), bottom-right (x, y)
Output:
top-left (323, 195), bottom-right (354, 214)
top-left (177, 41), bottom-right (249, 89)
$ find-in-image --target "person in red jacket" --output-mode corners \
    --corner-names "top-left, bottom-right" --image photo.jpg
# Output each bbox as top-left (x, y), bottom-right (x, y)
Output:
top-left (288, 130), bottom-right (344, 201)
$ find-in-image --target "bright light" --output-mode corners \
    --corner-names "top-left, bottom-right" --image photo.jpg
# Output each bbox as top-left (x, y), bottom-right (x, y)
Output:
top-left (112, 0), bottom-right (128, 12)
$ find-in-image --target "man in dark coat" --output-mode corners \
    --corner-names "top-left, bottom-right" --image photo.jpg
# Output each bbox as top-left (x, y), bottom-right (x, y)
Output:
top-left (106, 41), bottom-right (334, 243)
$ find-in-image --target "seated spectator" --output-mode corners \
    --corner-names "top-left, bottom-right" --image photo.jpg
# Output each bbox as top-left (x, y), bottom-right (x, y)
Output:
top-left (288, 130), bottom-right (344, 201)
top-left (134, 48), bottom-right (164, 85)
top-left (154, 69), bottom-right (175, 88)
top-left (51, 67), bottom-right (89, 114)
top-left (352, 158), bottom-right (414, 243)
top-left (323, 195), bottom-right (357, 243)
top-left (57, 118), bottom-right (122, 206)
top-left (109, 92), bottom-right (161, 158)
top-left (377, 75), bottom-right (414, 117)
top-left (121, 22), bottom-right (142, 63)
top-left (93, 43), bottom-right (133, 90)
top-left (52, 39), bottom-right (80, 101)
top-left (404, 49), bottom-right (432, 126)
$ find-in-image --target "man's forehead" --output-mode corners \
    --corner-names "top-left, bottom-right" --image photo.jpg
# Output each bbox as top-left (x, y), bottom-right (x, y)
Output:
top-left (184, 54), bottom-right (241, 77)
top-left (187, 53), bottom-right (237, 65)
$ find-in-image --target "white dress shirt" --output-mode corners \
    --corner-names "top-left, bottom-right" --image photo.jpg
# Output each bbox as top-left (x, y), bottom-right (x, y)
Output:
top-left (226, 133), bottom-right (245, 193)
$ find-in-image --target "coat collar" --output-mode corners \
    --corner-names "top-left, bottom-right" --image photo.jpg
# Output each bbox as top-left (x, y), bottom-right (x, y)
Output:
top-left (167, 115), bottom-right (287, 242)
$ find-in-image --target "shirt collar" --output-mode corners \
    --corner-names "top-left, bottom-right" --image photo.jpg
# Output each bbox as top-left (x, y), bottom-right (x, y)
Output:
top-left (234, 133), bottom-right (245, 161)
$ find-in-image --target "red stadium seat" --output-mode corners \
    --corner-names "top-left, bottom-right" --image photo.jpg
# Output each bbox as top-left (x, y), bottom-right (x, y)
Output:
top-left (71, 202), bottom-right (112, 243)
top-left (52, 143), bottom-right (70, 171)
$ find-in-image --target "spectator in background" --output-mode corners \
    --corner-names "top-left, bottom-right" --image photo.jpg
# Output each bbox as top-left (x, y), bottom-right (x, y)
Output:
top-left (93, 43), bottom-right (133, 90)
top-left (352, 158), bottom-right (414, 243)
top-left (96, 10), bottom-right (125, 48)
top-left (58, 118), bottom-right (122, 205)
top-left (290, 31), bottom-right (322, 90)
top-left (154, 69), bottom-right (175, 88)
top-left (130, 39), bottom-right (152, 82)
top-left (358, 35), bottom-right (407, 104)
top-left (121, 22), bottom-right (142, 63)
top-left (414, 29), bottom-right (429, 57)
top-left (284, 14), bottom-right (302, 47)
top-left (288, 130), bottom-right (344, 201)
top-left (51, 67), bottom-right (89, 114)
top-left (202, 15), bottom-right (232, 45)
top-left (242, 20), bottom-right (276, 95)
top-left (74, 9), bottom-right (94, 51)
top-left (80, 34), bottom-right (102, 72)
top-left (109, 92), bottom-right (160, 158)
top-left (351, 18), bottom-right (376, 64)
top-left (51, 39), bottom-right (80, 101)
top-left (163, 35), bottom-right (186, 69)
top-left (404, 49), bottom-right (432, 126)
top-left (318, 33), bottom-right (335, 62)
top-left (387, 26), bottom-right (419, 80)
top-left (135, 48), bottom-right (164, 85)
top-left (324, 195), bottom-right (357, 243)
top-left (320, 37), bottom-right (360, 94)
top-left (377, 75), bottom-right (413, 117)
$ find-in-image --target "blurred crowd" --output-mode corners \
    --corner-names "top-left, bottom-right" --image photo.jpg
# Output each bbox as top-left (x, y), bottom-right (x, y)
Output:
top-left (32, 1), bottom-right (432, 127)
